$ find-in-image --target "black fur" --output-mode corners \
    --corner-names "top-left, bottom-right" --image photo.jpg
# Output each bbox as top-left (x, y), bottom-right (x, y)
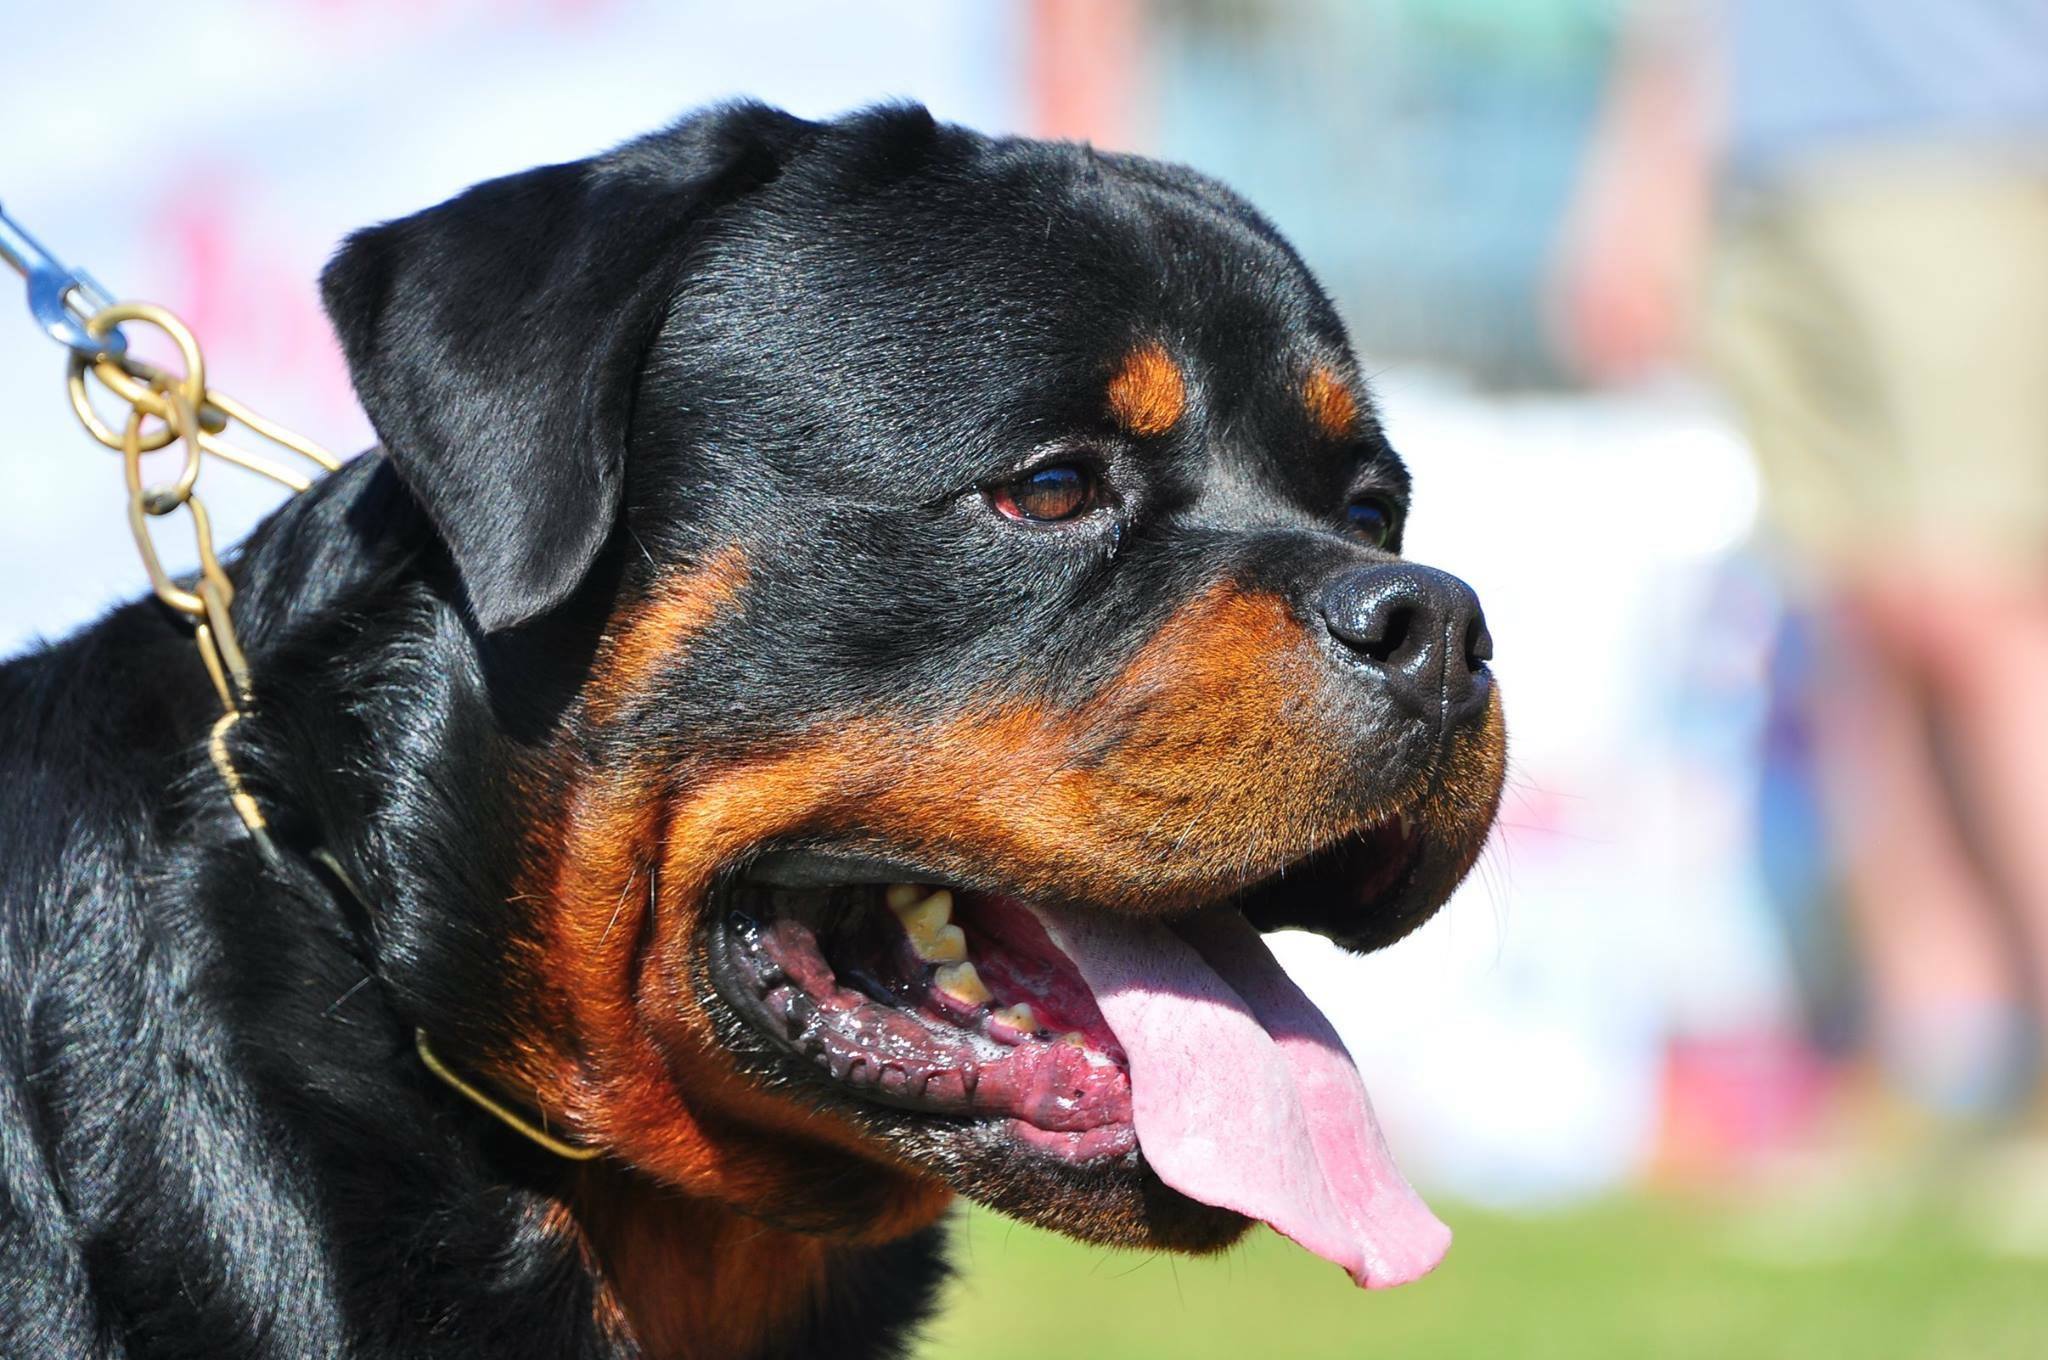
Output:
top-left (0, 100), bottom-right (1491, 1357)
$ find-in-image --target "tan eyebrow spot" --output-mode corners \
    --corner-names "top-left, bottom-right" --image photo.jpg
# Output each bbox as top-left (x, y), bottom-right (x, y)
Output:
top-left (1303, 364), bottom-right (1359, 439)
top-left (1105, 341), bottom-right (1187, 437)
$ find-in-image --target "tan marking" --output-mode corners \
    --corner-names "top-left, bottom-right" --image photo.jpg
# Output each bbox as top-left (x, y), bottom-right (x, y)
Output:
top-left (1303, 364), bottom-right (1359, 439)
top-left (1105, 341), bottom-right (1186, 437)
top-left (587, 548), bottom-right (748, 724)
top-left (565, 1167), bottom-right (837, 1360)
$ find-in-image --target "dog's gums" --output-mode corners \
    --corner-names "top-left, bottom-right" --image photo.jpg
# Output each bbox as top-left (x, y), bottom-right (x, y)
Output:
top-left (710, 882), bottom-right (1139, 1162)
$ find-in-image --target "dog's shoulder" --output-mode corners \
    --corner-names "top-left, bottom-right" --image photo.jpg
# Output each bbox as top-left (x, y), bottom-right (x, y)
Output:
top-left (0, 557), bottom-right (614, 1359)
top-left (0, 603), bottom-right (340, 1354)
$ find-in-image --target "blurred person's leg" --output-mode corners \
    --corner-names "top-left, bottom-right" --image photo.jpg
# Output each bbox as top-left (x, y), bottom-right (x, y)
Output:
top-left (1719, 601), bottom-right (2025, 1260)
top-left (1877, 575), bottom-right (2048, 1041)
top-left (1857, 569), bottom-right (2048, 1254)
top-left (1824, 587), bottom-right (2034, 1124)
top-left (1944, 591), bottom-right (2048, 1030)
top-left (1704, 163), bottom-right (2048, 1133)
top-left (1837, 169), bottom-right (2048, 1094)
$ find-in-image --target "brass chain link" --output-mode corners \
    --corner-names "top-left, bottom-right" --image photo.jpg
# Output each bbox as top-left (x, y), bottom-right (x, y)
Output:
top-left (64, 301), bottom-right (342, 861)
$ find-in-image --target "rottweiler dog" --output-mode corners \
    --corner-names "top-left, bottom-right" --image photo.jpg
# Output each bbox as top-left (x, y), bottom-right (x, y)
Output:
top-left (0, 102), bottom-right (1504, 1358)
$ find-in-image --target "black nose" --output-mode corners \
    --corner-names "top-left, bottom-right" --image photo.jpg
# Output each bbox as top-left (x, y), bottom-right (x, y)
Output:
top-left (1319, 563), bottom-right (1493, 726)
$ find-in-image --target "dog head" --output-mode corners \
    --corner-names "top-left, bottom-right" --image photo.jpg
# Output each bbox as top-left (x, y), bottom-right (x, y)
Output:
top-left (321, 102), bottom-right (1504, 1288)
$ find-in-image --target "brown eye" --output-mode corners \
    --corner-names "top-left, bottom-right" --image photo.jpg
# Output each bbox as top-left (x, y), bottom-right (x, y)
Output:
top-left (991, 464), bottom-right (1100, 523)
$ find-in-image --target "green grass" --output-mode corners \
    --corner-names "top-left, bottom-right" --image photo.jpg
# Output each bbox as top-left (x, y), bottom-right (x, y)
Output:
top-left (919, 1197), bottom-right (2048, 1359)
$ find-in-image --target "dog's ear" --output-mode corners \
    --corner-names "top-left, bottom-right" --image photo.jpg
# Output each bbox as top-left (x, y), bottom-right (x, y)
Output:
top-left (320, 102), bottom-right (815, 632)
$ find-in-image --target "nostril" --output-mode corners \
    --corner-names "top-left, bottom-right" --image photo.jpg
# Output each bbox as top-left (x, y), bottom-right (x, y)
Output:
top-left (1348, 601), bottom-right (1415, 664)
top-left (1321, 569), bottom-right (1433, 667)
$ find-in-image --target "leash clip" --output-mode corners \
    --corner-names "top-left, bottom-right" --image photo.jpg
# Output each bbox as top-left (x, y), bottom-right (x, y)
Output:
top-left (0, 199), bottom-right (129, 360)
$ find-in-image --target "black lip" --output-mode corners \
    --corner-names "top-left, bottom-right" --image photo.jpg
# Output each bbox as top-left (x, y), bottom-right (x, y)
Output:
top-left (1233, 815), bottom-right (1443, 951)
top-left (743, 848), bottom-right (942, 889)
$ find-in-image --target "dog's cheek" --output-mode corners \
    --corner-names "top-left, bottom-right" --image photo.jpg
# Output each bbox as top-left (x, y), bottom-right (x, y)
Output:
top-left (510, 763), bottom-right (953, 1234)
top-left (1057, 583), bottom-right (1363, 881)
top-left (478, 550), bottom-right (950, 1233)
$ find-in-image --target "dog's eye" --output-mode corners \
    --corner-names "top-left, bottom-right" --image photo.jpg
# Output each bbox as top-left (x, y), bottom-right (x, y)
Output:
top-left (1346, 495), bottom-right (1399, 548)
top-left (990, 464), bottom-right (1101, 523)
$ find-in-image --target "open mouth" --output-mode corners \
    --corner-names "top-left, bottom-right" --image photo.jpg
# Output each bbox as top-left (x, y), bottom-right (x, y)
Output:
top-left (705, 820), bottom-right (1452, 1288)
top-left (709, 875), bottom-right (1143, 1164)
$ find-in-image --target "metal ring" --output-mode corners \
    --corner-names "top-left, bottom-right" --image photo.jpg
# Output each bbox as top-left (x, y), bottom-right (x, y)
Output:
top-left (121, 390), bottom-right (202, 513)
top-left (88, 303), bottom-right (205, 408)
top-left (68, 355), bottom-right (171, 452)
top-left (121, 408), bottom-right (207, 615)
top-left (66, 303), bottom-right (208, 453)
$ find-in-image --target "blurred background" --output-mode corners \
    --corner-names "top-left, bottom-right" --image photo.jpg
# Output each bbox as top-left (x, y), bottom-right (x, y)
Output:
top-left (5, 1), bottom-right (2046, 1355)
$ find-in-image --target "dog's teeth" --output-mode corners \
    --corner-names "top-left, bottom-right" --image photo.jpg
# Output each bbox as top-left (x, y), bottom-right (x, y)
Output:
top-left (889, 887), bottom-right (966, 961)
top-left (1396, 811), bottom-right (1416, 839)
top-left (1058, 1031), bottom-right (1088, 1048)
top-left (889, 886), bottom-right (951, 931)
top-left (989, 1003), bottom-right (1039, 1034)
top-left (933, 961), bottom-right (991, 1007)
top-left (921, 924), bottom-right (969, 963)
top-left (884, 883), bottom-right (925, 912)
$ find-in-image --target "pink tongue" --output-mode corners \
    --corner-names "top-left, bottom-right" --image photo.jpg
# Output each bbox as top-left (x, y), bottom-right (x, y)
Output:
top-left (1026, 902), bottom-right (1450, 1288)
